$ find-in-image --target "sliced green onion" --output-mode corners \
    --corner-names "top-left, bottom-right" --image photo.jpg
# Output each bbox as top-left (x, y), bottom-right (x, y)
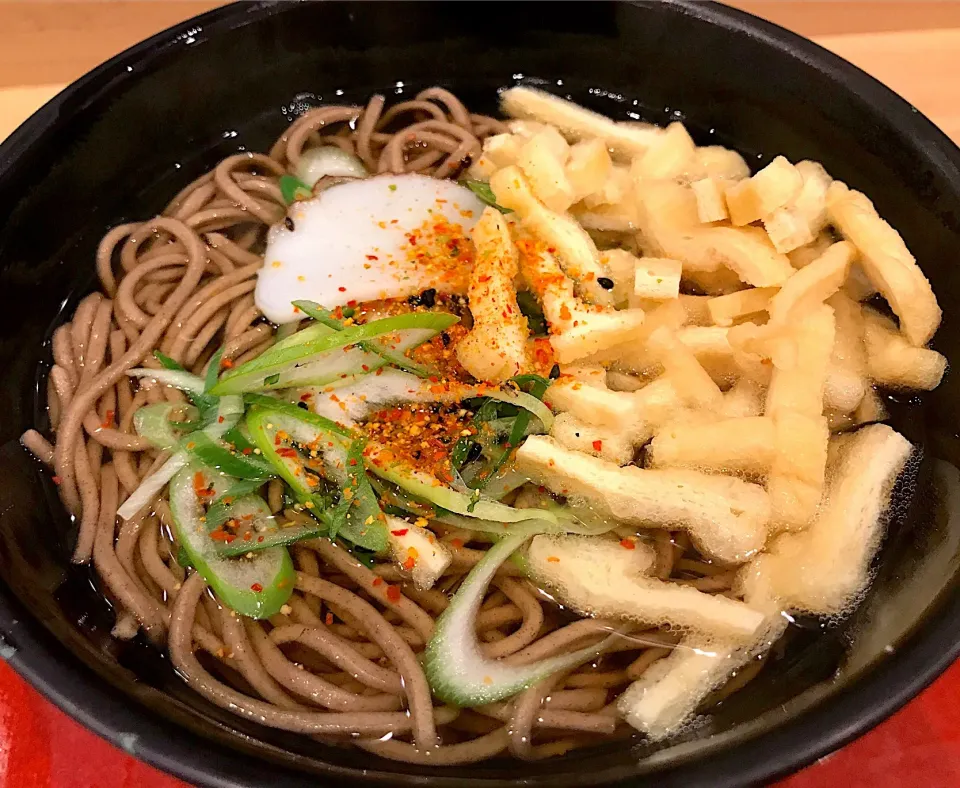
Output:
top-left (205, 479), bottom-right (268, 531)
top-left (295, 146), bottom-right (367, 186)
top-left (424, 530), bottom-right (619, 706)
top-left (133, 402), bottom-right (199, 450)
top-left (209, 312), bottom-right (459, 396)
top-left (368, 476), bottom-right (436, 519)
top-left (478, 375), bottom-right (551, 490)
top-left (364, 443), bottom-right (557, 526)
top-left (117, 394), bottom-right (244, 521)
top-left (242, 394), bottom-right (352, 437)
top-left (127, 368), bottom-right (205, 396)
top-left (460, 179), bottom-right (512, 214)
top-left (337, 437), bottom-right (387, 552)
top-left (168, 467), bottom-right (294, 618)
top-left (127, 367), bottom-right (219, 424)
top-left (212, 495), bottom-right (327, 557)
top-left (293, 300), bottom-right (435, 377)
top-left (274, 322), bottom-right (336, 350)
top-left (154, 351), bottom-right (186, 371)
top-left (204, 346), bottom-right (225, 394)
top-left (182, 431), bottom-right (275, 481)
top-left (279, 174), bottom-right (312, 204)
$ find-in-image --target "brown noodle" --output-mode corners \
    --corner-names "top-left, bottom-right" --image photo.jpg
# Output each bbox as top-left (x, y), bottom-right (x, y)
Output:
top-left (23, 88), bottom-right (752, 764)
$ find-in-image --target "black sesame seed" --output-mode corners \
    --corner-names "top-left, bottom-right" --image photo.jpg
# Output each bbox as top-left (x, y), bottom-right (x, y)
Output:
top-left (284, 216), bottom-right (295, 231)
top-left (420, 288), bottom-right (437, 308)
top-left (441, 332), bottom-right (451, 347)
top-left (297, 401), bottom-right (309, 410)
top-left (597, 277), bottom-right (615, 290)
top-left (549, 363), bottom-right (561, 380)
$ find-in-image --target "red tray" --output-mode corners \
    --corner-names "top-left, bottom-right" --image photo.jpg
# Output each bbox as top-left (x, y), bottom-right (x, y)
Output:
top-left (1, 658), bottom-right (957, 788)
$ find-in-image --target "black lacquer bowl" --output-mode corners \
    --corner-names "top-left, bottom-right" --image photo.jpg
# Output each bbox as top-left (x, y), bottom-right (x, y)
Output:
top-left (1, 2), bottom-right (960, 786)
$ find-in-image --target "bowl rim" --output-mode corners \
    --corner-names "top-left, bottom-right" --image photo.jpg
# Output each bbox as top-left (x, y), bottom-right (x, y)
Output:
top-left (2, 1), bottom-right (960, 786)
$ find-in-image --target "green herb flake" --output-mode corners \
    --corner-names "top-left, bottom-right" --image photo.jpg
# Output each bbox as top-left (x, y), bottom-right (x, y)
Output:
top-left (459, 179), bottom-right (512, 214)
top-left (279, 174), bottom-right (312, 205)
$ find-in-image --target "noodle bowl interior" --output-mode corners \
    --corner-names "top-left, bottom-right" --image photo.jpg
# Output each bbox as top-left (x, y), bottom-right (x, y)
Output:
top-left (21, 85), bottom-right (946, 764)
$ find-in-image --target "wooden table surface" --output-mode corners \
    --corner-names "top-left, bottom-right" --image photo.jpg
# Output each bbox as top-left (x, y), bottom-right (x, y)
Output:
top-left (1, 2), bottom-right (959, 787)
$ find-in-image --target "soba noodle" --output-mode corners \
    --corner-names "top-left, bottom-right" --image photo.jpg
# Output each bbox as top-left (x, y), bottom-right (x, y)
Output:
top-left (23, 87), bottom-right (803, 763)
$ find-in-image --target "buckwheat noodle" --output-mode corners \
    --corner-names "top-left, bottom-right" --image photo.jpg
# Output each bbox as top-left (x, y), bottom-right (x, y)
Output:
top-left (23, 88), bottom-right (750, 764)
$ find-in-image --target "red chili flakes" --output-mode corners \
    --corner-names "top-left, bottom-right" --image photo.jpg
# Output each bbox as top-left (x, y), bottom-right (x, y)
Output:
top-left (276, 447), bottom-right (298, 458)
top-left (386, 585), bottom-right (402, 603)
top-left (365, 254), bottom-right (379, 261)
top-left (338, 286), bottom-right (347, 292)
top-left (547, 556), bottom-right (560, 563)
top-left (193, 471), bottom-right (213, 497)
top-left (559, 304), bottom-right (572, 321)
top-left (325, 612), bottom-right (334, 626)
top-left (619, 539), bottom-right (636, 550)
top-left (51, 475), bottom-right (62, 485)
top-left (372, 577), bottom-right (384, 587)
top-left (250, 582), bottom-right (264, 593)
top-left (358, 401), bottom-right (475, 480)
top-left (450, 538), bottom-right (464, 549)
top-left (241, 447), bottom-right (253, 455)
top-left (391, 528), bottom-right (409, 537)
top-left (218, 415), bottom-right (225, 423)
top-left (403, 556), bottom-right (416, 570)
top-left (220, 358), bottom-right (234, 369)
top-left (592, 440), bottom-right (603, 452)
top-left (101, 410), bottom-right (115, 428)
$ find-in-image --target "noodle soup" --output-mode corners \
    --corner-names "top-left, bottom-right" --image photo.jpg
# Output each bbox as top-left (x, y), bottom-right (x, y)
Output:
top-left (21, 85), bottom-right (943, 763)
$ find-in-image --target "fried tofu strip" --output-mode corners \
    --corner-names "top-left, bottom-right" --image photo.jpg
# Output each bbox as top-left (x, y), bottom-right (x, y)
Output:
top-left (456, 208), bottom-right (529, 383)
top-left (691, 177), bottom-right (729, 223)
top-left (547, 375), bottom-right (681, 431)
top-left (526, 534), bottom-right (765, 639)
top-left (617, 617), bottom-right (785, 739)
top-left (827, 181), bottom-right (941, 346)
top-left (763, 305), bottom-right (835, 418)
top-left (824, 291), bottom-right (869, 414)
top-left (766, 241), bottom-right (854, 327)
top-left (639, 181), bottom-right (795, 287)
top-left (631, 122), bottom-right (698, 181)
top-left (862, 307), bottom-right (947, 391)
top-left (646, 416), bottom-right (776, 478)
top-left (725, 156), bottom-right (803, 226)
top-left (707, 287), bottom-right (779, 327)
top-left (491, 166), bottom-right (614, 307)
top-left (518, 243), bottom-right (645, 364)
top-left (646, 326), bottom-right (724, 410)
top-left (756, 306), bottom-right (835, 530)
top-left (762, 160), bottom-right (833, 253)
top-left (514, 436), bottom-right (770, 564)
top-left (550, 412), bottom-right (639, 466)
top-left (739, 424), bottom-right (912, 614)
top-left (621, 423), bottom-right (910, 739)
top-left (501, 86), bottom-right (662, 158)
